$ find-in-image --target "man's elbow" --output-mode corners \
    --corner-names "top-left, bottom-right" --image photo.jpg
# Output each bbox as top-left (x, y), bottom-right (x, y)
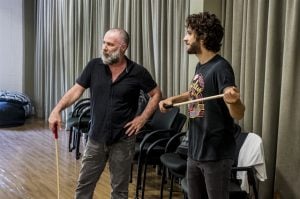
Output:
top-left (150, 86), bottom-right (162, 101)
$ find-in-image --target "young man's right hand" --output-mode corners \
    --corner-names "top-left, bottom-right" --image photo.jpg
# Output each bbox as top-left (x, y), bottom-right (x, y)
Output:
top-left (159, 99), bottom-right (173, 113)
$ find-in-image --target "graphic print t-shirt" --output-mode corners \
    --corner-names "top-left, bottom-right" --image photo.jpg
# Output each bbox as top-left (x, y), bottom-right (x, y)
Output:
top-left (189, 73), bottom-right (205, 118)
top-left (188, 55), bottom-right (237, 161)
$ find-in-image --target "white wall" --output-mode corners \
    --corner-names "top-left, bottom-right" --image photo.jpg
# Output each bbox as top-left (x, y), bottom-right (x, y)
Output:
top-left (0, 0), bottom-right (23, 92)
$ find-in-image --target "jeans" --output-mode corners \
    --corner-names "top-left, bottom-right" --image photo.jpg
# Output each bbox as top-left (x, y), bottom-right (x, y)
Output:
top-left (187, 157), bottom-right (233, 199)
top-left (75, 136), bottom-right (135, 199)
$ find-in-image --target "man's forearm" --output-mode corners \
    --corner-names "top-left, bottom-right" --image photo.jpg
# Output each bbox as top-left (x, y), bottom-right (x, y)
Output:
top-left (168, 91), bottom-right (190, 104)
top-left (227, 99), bottom-right (245, 120)
top-left (140, 87), bottom-right (161, 121)
top-left (52, 84), bottom-right (85, 113)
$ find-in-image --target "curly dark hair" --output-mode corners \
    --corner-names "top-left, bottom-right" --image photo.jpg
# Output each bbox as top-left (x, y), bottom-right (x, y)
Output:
top-left (186, 12), bottom-right (224, 52)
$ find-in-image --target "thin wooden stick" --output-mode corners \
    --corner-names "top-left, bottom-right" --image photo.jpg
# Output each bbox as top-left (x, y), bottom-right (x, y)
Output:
top-left (166, 94), bottom-right (224, 108)
top-left (53, 127), bottom-right (60, 199)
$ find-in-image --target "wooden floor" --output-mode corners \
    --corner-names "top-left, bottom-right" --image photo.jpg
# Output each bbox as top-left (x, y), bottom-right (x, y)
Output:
top-left (0, 118), bottom-right (184, 199)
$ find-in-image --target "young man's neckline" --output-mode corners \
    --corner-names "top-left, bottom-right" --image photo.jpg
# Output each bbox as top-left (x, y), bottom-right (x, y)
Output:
top-left (198, 54), bottom-right (219, 65)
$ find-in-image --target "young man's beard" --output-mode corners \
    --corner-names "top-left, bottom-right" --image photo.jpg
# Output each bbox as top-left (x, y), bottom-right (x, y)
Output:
top-left (187, 41), bottom-right (201, 54)
top-left (102, 49), bottom-right (121, 65)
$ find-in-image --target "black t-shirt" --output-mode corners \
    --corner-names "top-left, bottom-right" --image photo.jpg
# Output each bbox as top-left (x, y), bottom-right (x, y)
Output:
top-left (188, 54), bottom-right (236, 161)
top-left (76, 57), bottom-right (157, 144)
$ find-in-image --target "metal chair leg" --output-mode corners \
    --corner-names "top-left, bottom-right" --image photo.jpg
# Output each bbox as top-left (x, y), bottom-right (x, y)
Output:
top-left (135, 153), bottom-right (144, 199)
top-left (169, 174), bottom-right (174, 199)
top-left (141, 160), bottom-right (149, 199)
top-left (160, 166), bottom-right (166, 199)
top-left (75, 130), bottom-right (81, 159)
top-left (68, 127), bottom-right (75, 152)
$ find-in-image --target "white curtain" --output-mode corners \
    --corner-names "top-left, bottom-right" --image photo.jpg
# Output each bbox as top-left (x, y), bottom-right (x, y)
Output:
top-left (221, 0), bottom-right (300, 198)
top-left (33, 0), bottom-right (189, 120)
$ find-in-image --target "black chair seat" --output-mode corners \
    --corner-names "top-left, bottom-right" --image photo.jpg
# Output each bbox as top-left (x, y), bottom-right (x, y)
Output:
top-left (160, 153), bottom-right (187, 175)
top-left (159, 132), bottom-right (188, 199)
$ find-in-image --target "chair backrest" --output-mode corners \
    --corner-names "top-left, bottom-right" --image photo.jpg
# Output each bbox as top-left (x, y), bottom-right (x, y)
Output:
top-left (233, 124), bottom-right (248, 167)
top-left (175, 131), bottom-right (189, 158)
top-left (147, 107), bottom-right (180, 130)
top-left (171, 113), bottom-right (187, 133)
top-left (78, 106), bottom-right (91, 132)
top-left (231, 131), bottom-right (266, 199)
top-left (236, 132), bottom-right (267, 180)
top-left (166, 113), bottom-right (187, 150)
top-left (73, 98), bottom-right (90, 109)
top-left (136, 90), bottom-right (150, 116)
top-left (71, 100), bottom-right (91, 117)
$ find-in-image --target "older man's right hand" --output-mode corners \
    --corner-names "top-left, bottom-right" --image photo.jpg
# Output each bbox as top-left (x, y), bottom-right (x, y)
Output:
top-left (48, 110), bottom-right (62, 132)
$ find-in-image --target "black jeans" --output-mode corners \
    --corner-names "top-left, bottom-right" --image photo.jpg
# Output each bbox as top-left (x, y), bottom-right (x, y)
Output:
top-left (187, 157), bottom-right (233, 199)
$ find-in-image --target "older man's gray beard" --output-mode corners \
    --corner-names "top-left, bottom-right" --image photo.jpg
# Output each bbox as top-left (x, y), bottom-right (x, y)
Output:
top-left (102, 50), bottom-right (120, 65)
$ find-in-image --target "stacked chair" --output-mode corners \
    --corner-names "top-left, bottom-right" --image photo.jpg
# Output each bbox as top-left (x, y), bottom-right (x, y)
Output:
top-left (159, 131), bottom-right (188, 199)
top-left (133, 107), bottom-right (187, 199)
top-left (66, 98), bottom-right (91, 159)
